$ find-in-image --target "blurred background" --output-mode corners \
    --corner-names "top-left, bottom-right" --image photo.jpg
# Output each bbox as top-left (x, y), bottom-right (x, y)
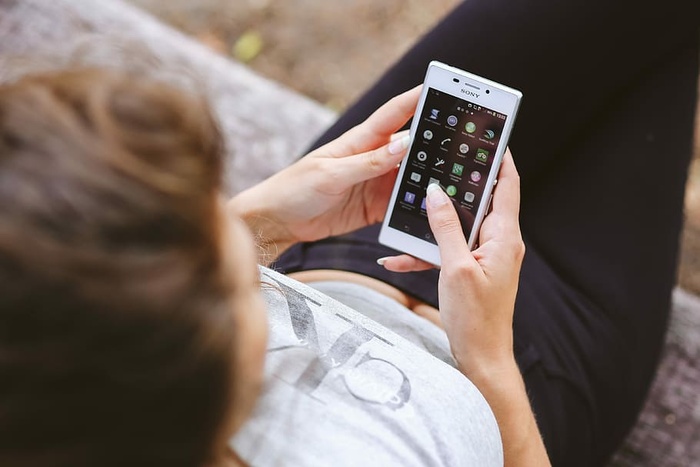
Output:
top-left (128, 0), bottom-right (700, 295)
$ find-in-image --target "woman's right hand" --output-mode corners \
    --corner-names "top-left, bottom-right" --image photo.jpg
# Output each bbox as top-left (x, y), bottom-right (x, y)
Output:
top-left (382, 152), bottom-right (551, 467)
top-left (381, 150), bottom-right (525, 374)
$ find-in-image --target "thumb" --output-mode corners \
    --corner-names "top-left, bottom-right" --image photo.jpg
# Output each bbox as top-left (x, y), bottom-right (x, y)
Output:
top-left (426, 183), bottom-right (476, 269)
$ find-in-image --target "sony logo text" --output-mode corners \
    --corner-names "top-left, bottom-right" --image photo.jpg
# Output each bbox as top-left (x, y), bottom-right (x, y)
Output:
top-left (460, 89), bottom-right (480, 98)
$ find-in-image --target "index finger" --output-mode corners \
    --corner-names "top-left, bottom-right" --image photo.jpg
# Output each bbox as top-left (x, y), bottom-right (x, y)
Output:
top-left (490, 149), bottom-right (521, 227)
top-left (333, 85), bottom-right (422, 155)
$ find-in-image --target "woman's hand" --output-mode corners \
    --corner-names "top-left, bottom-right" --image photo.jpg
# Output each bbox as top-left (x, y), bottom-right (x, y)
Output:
top-left (228, 86), bottom-right (420, 262)
top-left (381, 150), bottom-right (525, 371)
top-left (381, 152), bottom-right (550, 466)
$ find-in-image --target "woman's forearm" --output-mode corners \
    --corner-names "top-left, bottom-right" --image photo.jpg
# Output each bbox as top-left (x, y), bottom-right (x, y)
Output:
top-left (461, 359), bottom-right (551, 467)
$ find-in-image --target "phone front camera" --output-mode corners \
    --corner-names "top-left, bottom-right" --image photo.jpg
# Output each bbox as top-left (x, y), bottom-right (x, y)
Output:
top-left (485, 89), bottom-right (490, 94)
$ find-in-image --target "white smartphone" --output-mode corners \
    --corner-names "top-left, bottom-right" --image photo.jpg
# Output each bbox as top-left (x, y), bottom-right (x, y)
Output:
top-left (379, 61), bottom-right (522, 266)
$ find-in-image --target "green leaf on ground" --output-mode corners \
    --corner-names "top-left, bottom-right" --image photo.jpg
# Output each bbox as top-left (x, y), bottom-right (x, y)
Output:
top-left (233, 30), bottom-right (264, 62)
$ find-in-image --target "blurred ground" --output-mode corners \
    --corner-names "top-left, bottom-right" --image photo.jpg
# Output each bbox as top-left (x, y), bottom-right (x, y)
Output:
top-left (128, 0), bottom-right (460, 110)
top-left (128, 0), bottom-right (700, 295)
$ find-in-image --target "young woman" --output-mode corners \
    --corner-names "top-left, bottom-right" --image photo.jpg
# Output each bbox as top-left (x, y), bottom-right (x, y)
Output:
top-left (0, 2), bottom-right (697, 467)
top-left (0, 68), bottom-right (542, 466)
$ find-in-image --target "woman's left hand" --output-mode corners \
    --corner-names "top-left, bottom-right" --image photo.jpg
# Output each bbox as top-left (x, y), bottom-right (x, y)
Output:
top-left (229, 86), bottom-right (420, 260)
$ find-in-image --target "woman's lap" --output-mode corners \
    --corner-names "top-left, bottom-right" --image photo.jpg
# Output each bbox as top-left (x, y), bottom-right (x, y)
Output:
top-left (275, 1), bottom-right (699, 464)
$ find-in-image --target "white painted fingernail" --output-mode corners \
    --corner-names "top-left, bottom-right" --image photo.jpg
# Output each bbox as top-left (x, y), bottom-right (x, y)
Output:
top-left (427, 183), bottom-right (448, 207)
top-left (376, 257), bottom-right (390, 266)
top-left (388, 135), bottom-right (410, 155)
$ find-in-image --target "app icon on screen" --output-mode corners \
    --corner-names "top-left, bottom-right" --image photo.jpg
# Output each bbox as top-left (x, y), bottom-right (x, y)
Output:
top-left (423, 130), bottom-right (434, 140)
top-left (465, 122), bottom-right (477, 134)
top-left (470, 171), bottom-right (482, 183)
top-left (416, 151), bottom-right (428, 162)
top-left (429, 177), bottom-right (440, 187)
top-left (446, 185), bottom-right (457, 197)
top-left (459, 143), bottom-right (469, 154)
top-left (410, 172), bottom-right (422, 183)
top-left (464, 192), bottom-right (475, 203)
top-left (447, 115), bottom-right (458, 126)
top-left (404, 192), bottom-right (416, 204)
top-left (452, 163), bottom-right (464, 176)
top-left (430, 109), bottom-right (440, 120)
top-left (476, 148), bottom-right (489, 163)
top-left (421, 197), bottom-right (427, 210)
top-left (484, 129), bottom-right (496, 140)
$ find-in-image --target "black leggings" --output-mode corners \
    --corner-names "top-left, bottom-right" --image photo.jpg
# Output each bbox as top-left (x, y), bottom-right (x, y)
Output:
top-left (275, 1), bottom-right (700, 465)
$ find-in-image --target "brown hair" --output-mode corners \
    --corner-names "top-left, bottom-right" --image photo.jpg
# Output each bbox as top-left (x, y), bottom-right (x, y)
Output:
top-left (0, 69), bottom-right (235, 466)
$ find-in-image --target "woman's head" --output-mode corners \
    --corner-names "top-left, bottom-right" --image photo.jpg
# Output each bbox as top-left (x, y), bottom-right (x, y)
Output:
top-left (0, 69), bottom-right (266, 466)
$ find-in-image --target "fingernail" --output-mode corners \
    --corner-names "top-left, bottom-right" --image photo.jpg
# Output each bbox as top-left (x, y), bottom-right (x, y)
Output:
top-left (427, 183), bottom-right (448, 207)
top-left (376, 257), bottom-right (390, 266)
top-left (388, 135), bottom-right (410, 155)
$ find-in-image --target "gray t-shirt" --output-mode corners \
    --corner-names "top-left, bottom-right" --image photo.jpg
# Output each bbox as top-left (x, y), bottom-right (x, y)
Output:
top-left (230, 267), bottom-right (502, 466)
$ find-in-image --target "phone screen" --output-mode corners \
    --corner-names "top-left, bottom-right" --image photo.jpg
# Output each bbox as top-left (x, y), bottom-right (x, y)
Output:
top-left (388, 87), bottom-right (509, 244)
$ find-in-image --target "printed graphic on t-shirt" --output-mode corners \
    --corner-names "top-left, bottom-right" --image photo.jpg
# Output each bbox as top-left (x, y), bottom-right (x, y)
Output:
top-left (266, 277), bottom-right (411, 409)
top-left (230, 268), bottom-right (503, 467)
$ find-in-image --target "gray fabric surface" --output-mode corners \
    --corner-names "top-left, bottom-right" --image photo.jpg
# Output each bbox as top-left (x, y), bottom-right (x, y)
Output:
top-left (309, 280), bottom-right (455, 366)
top-left (1, 0), bottom-right (699, 464)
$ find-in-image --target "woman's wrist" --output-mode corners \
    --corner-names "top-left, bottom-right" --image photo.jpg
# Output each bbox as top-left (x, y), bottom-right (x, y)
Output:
top-left (455, 351), bottom-right (520, 388)
top-left (457, 353), bottom-right (551, 466)
top-left (227, 189), bottom-right (296, 265)
top-left (451, 332), bottom-right (516, 381)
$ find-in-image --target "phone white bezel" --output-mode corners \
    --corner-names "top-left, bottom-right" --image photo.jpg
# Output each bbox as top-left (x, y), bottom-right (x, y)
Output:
top-left (379, 61), bottom-right (522, 266)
